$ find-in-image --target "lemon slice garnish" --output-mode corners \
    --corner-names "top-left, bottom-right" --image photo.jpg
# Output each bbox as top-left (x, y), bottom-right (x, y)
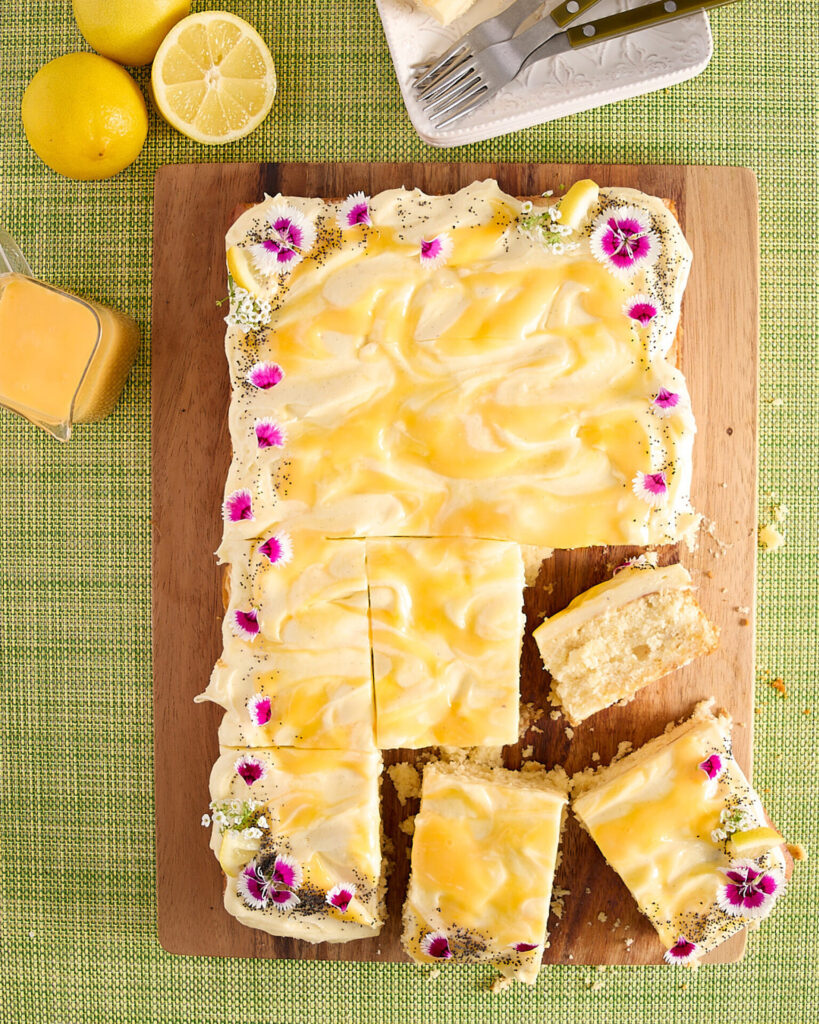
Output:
top-left (227, 245), bottom-right (265, 294)
top-left (558, 179), bottom-right (600, 231)
top-left (151, 11), bottom-right (276, 144)
top-left (729, 826), bottom-right (784, 858)
top-left (218, 830), bottom-right (261, 877)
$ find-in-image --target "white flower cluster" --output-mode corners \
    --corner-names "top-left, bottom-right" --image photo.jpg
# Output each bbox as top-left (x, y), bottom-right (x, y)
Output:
top-left (224, 279), bottom-right (272, 334)
top-left (711, 805), bottom-right (754, 844)
top-left (518, 194), bottom-right (579, 255)
top-left (202, 799), bottom-right (269, 835)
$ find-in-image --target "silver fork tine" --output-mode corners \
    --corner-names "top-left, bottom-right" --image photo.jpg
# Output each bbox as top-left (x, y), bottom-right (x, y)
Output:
top-left (425, 74), bottom-right (483, 115)
top-left (428, 79), bottom-right (488, 120)
top-left (414, 41), bottom-right (469, 89)
top-left (419, 60), bottom-right (478, 104)
top-left (433, 89), bottom-right (490, 128)
top-left (416, 50), bottom-right (475, 97)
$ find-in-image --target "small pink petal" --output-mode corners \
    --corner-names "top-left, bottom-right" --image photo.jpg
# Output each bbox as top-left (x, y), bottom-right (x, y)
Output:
top-left (664, 935), bottom-right (699, 965)
top-left (247, 362), bottom-right (284, 390)
top-left (653, 387), bottom-right (681, 416)
top-left (233, 608), bottom-right (260, 642)
top-left (237, 863), bottom-right (269, 910)
top-left (513, 942), bottom-right (538, 952)
top-left (222, 489), bottom-right (254, 523)
top-left (420, 931), bottom-right (452, 959)
top-left (339, 191), bottom-right (371, 228)
top-left (248, 693), bottom-right (272, 726)
top-left (255, 418), bottom-right (286, 449)
top-left (272, 854), bottom-right (303, 890)
top-left (235, 756), bottom-right (265, 786)
top-left (632, 470), bottom-right (669, 506)
top-left (326, 883), bottom-right (356, 912)
top-left (258, 531), bottom-right (293, 566)
top-left (269, 888), bottom-right (300, 910)
top-left (624, 294), bottom-right (659, 325)
top-left (698, 754), bottom-right (723, 780)
top-left (419, 233), bottom-right (453, 268)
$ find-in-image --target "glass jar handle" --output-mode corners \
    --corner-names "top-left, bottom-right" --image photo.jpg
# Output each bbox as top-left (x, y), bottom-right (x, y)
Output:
top-left (0, 225), bottom-right (35, 277)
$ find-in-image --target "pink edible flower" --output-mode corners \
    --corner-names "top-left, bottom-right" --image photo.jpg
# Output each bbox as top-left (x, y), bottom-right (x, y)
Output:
top-left (326, 884), bottom-right (356, 913)
top-left (222, 489), bottom-right (254, 523)
top-left (590, 206), bottom-right (659, 277)
top-left (663, 935), bottom-right (699, 965)
top-left (717, 860), bottom-right (782, 919)
top-left (420, 931), bottom-right (452, 959)
top-left (632, 470), bottom-right (669, 506)
top-left (247, 362), bottom-right (284, 390)
top-left (338, 192), bottom-right (371, 228)
top-left (233, 608), bottom-right (260, 642)
top-left (235, 755), bottom-right (265, 787)
top-left (698, 753), bottom-right (723, 780)
top-left (419, 234), bottom-right (453, 269)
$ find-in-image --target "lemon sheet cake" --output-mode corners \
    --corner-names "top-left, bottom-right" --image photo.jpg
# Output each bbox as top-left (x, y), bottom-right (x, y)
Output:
top-left (534, 561), bottom-right (719, 725)
top-left (572, 702), bottom-right (790, 965)
top-left (208, 746), bottom-right (384, 942)
top-left (401, 761), bottom-right (568, 984)
top-left (367, 537), bottom-right (524, 748)
top-left (202, 177), bottom-right (700, 754)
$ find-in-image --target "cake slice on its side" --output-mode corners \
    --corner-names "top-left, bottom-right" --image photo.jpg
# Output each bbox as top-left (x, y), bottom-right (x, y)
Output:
top-left (208, 746), bottom-right (384, 943)
top-left (401, 762), bottom-right (568, 985)
top-left (572, 701), bottom-right (792, 965)
top-left (367, 537), bottom-right (525, 749)
top-left (533, 562), bottom-right (719, 726)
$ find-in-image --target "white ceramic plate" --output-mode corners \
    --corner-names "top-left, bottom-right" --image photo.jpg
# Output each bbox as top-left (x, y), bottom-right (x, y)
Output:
top-left (375, 0), bottom-right (713, 147)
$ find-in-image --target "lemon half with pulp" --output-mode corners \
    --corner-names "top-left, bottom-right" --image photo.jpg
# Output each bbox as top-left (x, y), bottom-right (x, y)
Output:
top-left (152, 11), bottom-right (276, 144)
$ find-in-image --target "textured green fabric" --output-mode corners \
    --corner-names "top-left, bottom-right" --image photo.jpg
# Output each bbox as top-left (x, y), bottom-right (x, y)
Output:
top-left (0, 1), bottom-right (816, 1021)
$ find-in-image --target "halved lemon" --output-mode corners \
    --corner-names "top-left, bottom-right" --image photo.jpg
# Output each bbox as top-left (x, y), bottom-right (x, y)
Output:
top-left (558, 179), bottom-right (600, 231)
top-left (729, 826), bottom-right (784, 858)
top-left (151, 11), bottom-right (276, 144)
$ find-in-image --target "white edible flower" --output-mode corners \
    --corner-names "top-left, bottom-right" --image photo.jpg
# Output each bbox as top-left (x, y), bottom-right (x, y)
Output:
top-left (201, 814), bottom-right (211, 828)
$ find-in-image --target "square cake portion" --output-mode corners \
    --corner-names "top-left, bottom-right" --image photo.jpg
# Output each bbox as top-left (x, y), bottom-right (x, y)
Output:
top-left (533, 562), bottom-right (719, 725)
top-left (573, 702), bottom-right (789, 965)
top-left (198, 532), bottom-right (375, 750)
top-left (209, 746), bottom-right (384, 942)
top-left (402, 762), bottom-right (568, 984)
top-left (367, 537), bottom-right (524, 748)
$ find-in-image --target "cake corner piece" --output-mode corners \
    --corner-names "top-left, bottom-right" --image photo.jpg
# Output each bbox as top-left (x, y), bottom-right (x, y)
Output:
top-left (572, 701), bottom-right (794, 966)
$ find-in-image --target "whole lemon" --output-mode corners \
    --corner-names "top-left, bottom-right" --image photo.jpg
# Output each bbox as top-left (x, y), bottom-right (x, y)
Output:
top-left (22, 53), bottom-right (148, 181)
top-left (72, 0), bottom-right (192, 67)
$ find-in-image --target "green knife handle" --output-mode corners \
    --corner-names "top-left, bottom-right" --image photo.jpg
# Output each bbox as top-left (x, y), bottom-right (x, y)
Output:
top-left (549, 0), bottom-right (603, 30)
top-left (567, 0), bottom-right (741, 46)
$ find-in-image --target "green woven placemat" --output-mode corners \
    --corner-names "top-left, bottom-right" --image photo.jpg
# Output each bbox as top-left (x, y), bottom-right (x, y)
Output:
top-left (0, 2), bottom-right (816, 1022)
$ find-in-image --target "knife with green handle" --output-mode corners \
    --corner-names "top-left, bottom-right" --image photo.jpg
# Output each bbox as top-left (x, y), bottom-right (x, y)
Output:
top-left (525, 0), bottom-right (742, 70)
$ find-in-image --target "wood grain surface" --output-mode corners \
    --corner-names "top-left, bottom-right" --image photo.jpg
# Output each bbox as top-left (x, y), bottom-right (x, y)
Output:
top-left (152, 162), bottom-right (759, 965)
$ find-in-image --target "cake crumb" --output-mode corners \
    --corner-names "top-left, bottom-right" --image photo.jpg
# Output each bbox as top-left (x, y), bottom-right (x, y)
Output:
top-left (550, 887), bottom-right (571, 920)
top-left (565, 726), bottom-right (574, 741)
top-left (399, 816), bottom-right (416, 836)
top-left (521, 744), bottom-right (534, 759)
top-left (597, 911), bottom-right (608, 923)
top-left (550, 709), bottom-right (562, 721)
top-left (786, 843), bottom-right (807, 861)
top-left (591, 752), bottom-right (600, 762)
top-left (758, 523), bottom-right (785, 552)
top-left (769, 677), bottom-right (787, 697)
top-left (519, 702), bottom-right (547, 735)
top-left (428, 968), bottom-right (441, 981)
top-left (386, 763), bottom-right (421, 805)
top-left (490, 975), bottom-right (514, 993)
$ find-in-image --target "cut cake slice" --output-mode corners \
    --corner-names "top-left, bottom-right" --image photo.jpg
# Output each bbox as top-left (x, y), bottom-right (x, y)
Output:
top-left (367, 537), bottom-right (524, 748)
top-left (401, 761), bottom-right (568, 984)
top-left (208, 746), bottom-right (384, 942)
top-left (533, 562), bottom-right (719, 725)
top-left (572, 701), bottom-right (791, 965)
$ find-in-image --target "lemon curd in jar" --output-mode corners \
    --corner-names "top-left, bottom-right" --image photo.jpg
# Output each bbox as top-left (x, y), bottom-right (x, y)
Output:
top-left (0, 273), bottom-right (140, 440)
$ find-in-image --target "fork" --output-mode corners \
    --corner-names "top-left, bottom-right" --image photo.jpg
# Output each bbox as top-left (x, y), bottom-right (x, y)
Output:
top-left (419, 0), bottom-right (742, 129)
top-left (414, 0), bottom-right (597, 92)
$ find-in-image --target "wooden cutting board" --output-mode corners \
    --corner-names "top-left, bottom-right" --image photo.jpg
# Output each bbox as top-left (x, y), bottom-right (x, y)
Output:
top-left (152, 163), bottom-right (759, 966)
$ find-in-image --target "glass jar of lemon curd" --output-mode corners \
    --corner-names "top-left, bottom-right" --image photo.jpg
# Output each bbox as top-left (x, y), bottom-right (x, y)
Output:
top-left (0, 227), bottom-right (140, 441)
